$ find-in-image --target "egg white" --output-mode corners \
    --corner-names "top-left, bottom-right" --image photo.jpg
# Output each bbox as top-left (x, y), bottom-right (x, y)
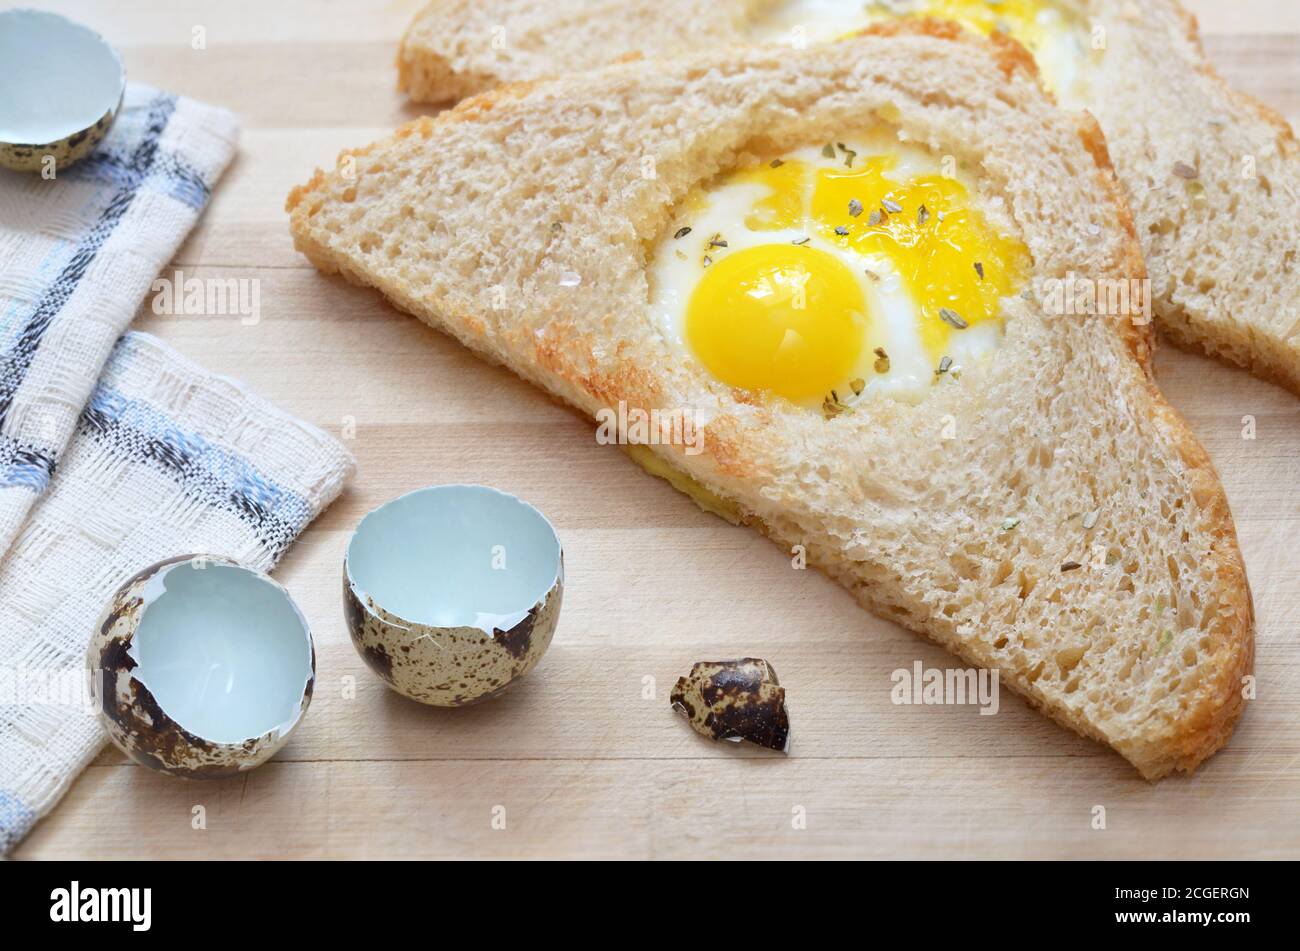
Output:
top-left (648, 132), bottom-right (1002, 406)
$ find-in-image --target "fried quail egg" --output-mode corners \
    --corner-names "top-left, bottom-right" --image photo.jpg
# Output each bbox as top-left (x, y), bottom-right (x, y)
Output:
top-left (754, 0), bottom-right (1096, 108)
top-left (648, 129), bottom-right (1031, 409)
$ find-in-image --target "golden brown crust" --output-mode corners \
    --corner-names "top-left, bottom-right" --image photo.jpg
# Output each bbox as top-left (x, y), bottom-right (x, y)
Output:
top-left (1108, 2), bottom-right (1260, 760)
top-left (1159, 321), bottom-right (1300, 397)
top-left (860, 18), bottom-right (1040, 82)
top-left (290, 25), bottom-right (1255, 779)
top-left (397, 29), bottom-right (497, 102)
top-left (983, 26), bottom-right (1044, 82)
top-left (447, 80), bottom-right (542, 118)
top-left (1140, 398), bottom-right (1255, 776)
top-left (1151, 1), bottom-right (1300, 390)
top-left (284, 167), bottom-right (326, 214)
top-left (1077, 63), bottom-right (1256, 770)
top-left (1072, 111), bottom-right (1155, 371)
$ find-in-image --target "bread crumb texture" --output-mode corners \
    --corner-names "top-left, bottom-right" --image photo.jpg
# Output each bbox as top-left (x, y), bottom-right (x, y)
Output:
top-left (397, 0), bottom-right (1300, 394)
top-left (290, 29), bottom-right (1254, 779)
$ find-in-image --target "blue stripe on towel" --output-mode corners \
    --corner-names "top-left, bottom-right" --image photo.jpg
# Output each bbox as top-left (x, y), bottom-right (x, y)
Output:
top-left (71, 146), bottom-right (211, 211)
top-left (0, 92), bottom-right (178, 492)
top-left (161, 155), bottom-right (212, 209)
top-left (78, 380), bottom-right (313, 557)
top-left (67, 86), bottom-right (210, 210)
top-left (0, 789), bottom-right (35, 854)
top-left (0, 436), bottom-right (57, 492)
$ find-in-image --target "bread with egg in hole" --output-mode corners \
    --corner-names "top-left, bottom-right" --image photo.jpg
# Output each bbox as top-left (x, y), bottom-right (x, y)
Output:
top-left (397, 0), bottom-right (1300, 395)
top-left (289, 27), bottom-right (1254, 779)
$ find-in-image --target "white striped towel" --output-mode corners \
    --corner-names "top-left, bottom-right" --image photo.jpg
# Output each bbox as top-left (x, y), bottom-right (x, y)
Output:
top-left (0, 87), bottom-right (355, 852)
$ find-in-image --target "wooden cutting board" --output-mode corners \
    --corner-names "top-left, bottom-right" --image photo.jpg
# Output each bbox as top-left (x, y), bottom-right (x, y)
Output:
top-left (16, 0), bottom-right (1300, 859)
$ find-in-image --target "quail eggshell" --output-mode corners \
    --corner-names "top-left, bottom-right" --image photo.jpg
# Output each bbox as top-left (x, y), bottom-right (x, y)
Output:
top-left (671, 658), bottom-right (791, 752)
top-left (344, 485), bottom-right (564, 706)
top-left (88, 555), bottom-right (315, 779)
top-left (0, 10), bottom-right (125, 172)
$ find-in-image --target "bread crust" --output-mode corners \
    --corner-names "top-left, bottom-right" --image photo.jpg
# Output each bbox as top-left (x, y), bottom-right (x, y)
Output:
top-left (397, 0), bottom-right (1300, 396)
top-left (290, 29), bottom-right (1255, 779)
top-left (1142, 399), bottom-right (1255, 775)
top-left (862, 17), bottom-right (1041, 84)
top-left (1136, 2), bottom-right (1300, 395)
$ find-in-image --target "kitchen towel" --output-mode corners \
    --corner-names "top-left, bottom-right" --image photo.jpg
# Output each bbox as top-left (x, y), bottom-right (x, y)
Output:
top-left (0, 84), bottom-right (240, 552)
top-left (0, 87), bottom-right (355, 852)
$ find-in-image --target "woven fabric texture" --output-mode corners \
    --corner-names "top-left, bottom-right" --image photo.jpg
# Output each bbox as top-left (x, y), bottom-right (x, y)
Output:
top-left (0, 87), bottom-right (355, 852)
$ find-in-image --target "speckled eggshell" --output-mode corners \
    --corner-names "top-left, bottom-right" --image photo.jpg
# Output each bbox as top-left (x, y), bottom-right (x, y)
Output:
top-left (343, 559), bottom-right (563, 707)
top-left (87, 555), bottom-right (315, 779)
top-left (0, 100), bottom-right (119, 173)
top-left (0, 10), bottom-right (126, 173)
top-left (671, 658), bottom-right (791, 753)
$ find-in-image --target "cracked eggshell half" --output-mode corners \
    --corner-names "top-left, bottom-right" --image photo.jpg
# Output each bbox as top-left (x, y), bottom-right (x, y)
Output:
top-left (88, 555), bottom-right (315, 779)
top-left (0, 9), bottom-right (126, 172)
top-left (344, 485), bottom-right (564, 706)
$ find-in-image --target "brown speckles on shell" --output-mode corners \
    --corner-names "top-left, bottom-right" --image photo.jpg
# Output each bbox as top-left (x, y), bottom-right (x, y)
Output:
top-left (343, 555), bottom-right (562, 707)
top-left (86, 554), bottom-right (313, 779)
top-left (362, 642), bottom-right (395, 682)
top-left (0, 99), bottom-right (121, 173)
top-left (344, 574), bottom-right (397, 683)
top-left (671, 658), bottom-right (791, 753)
top-left (342, 571), bottom-right (365, 635)
top-left (493, 610), bottom-right (535, 660)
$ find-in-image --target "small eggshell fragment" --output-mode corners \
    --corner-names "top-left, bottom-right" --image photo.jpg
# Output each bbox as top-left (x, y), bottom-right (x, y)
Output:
top-left (344, 485), bottom-right (564, 706)
top-left (671, 658), bottom-right (791, 752)
top-left (88, 555), bottom-right (315, 779)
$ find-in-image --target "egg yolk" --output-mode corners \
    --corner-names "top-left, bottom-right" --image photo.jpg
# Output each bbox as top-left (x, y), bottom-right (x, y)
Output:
top-left (811, 157), bottom-right (1029, 360)
top-left (740, 159), bottom-right (808, 231)
top-left (685, 244), bottom-right (867, 403)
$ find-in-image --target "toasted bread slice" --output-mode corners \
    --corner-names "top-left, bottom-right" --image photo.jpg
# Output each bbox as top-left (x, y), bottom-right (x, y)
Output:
top-left (292, 29), bottom-right (1254, 778)
top-left (398, 0), bottom-right (1300, 394)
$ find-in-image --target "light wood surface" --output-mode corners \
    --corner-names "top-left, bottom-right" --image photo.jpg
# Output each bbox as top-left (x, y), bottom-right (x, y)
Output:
top-left (14, 0), bottom-right (1300, 860)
